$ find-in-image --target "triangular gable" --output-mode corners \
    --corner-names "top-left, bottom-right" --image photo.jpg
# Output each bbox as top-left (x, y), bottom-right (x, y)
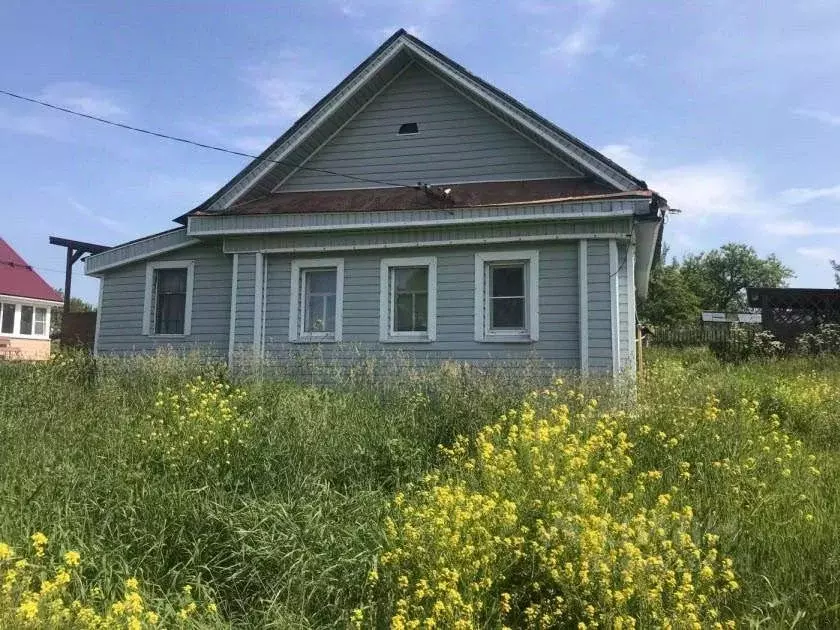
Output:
top-left (186, 29), bottom-right (645, 219)
top-left (277, 64), bottom-right (584, 192)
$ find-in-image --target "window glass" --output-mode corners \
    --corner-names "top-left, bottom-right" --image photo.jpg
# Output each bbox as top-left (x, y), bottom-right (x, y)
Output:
top-left (154, 268), bottom-right (188, 334)
top-left (0, 303), bottom-right (14, 334)
top-left (19, 306), bottom-right (34, 335)
top-left (303, 269), bottom-right (337, 333)
top-left (489, 264), bottom-right (526, 330)
top-left (33, 308), bottom-right (47, 336)
top-left (393, 267), bottom-right (428, 332)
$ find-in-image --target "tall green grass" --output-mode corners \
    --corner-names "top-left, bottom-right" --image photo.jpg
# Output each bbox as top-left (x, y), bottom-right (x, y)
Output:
top-left (1, 349), bottom-right (839, 627)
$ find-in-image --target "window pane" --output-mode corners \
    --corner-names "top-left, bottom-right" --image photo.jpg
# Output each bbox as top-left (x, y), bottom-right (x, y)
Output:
top-left (154, 268), bottom-right (188, 334)
top-left (34, 308), bottom-right (46, 336)
top-left (394, 294), bottom-right (414, 331)
top-left (20, 306), bottom-right (33, 335)
top-left (303, 269), bottom-right (337, 334)
top-left (0, 304), bottom-right (13, 334)
top-left (307, 269), bottom-right (336, 294)
top-left (491, 265), bottom-right (525, 297)
top-left (394, 267), bottom-right (427, 292)
top-left (491, 297), bottom-right (525, 329)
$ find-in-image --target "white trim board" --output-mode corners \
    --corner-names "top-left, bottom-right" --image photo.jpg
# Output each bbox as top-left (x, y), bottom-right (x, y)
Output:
top-left (142, 260), bottom-right (195, 336)
top-left (379, 256), bottom-right (437, 343)
top-left (188, 204), bottom-right (639, 237)
top-left (93, 278), bottom-right (104, 356)
top-left (86, 238), bottom-right (201, 275)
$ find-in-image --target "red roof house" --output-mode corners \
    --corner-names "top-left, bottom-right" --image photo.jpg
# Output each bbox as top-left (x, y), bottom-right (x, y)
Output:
top-left (0, 238), bottom-right (62, 360)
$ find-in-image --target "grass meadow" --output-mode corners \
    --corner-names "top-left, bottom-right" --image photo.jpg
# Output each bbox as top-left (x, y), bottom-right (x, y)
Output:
top-left (0, 349), bottom-right (839, 628)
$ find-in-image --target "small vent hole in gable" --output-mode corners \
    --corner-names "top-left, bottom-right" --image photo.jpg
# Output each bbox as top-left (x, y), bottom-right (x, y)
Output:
top-left (398, 122), bottom-right (419, 135)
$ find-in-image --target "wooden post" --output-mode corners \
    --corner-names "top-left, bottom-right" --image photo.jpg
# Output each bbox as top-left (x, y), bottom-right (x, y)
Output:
top-left (63, 247), bottom-right (73, 317)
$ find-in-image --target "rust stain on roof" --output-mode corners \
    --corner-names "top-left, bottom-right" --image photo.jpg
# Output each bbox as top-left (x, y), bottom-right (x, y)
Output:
top-left (197, 178), bottom-right (648, 217)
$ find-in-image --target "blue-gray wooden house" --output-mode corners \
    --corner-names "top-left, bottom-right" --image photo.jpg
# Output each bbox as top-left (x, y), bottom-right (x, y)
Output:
top-left (84, 30), bottom-right (668, 376)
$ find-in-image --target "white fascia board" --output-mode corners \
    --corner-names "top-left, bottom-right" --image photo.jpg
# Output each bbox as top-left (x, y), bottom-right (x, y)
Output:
top-left (188, 201), bottom-right (640, 238)
top-left (84, 231), bottom-right (201, 275)
top-left (0, 294), bottom-right (63, 307)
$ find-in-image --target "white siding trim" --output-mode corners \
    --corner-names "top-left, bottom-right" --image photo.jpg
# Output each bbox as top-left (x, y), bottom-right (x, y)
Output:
top-left (379, 256), bottom-right (437, 342)
top-left (253, 253), bottom-right (264, 355)
top-left (609, 239), bottom-right (620, 377)
top-left (227, 253), bottom-right (239, 365)
top-left (93, 278), bottom-right (104, 356)
top-left (626, 243), bottom-right (636, 371)
top-left (288, 258), bottom-right (345, 343)
top-left (239, 232), bottom-right (630, 256)
top-left (474, 250), bottom-right (539, 343)
top-left (188, 205), bottom-right (637, 237)
top-left (578, 239), bottom-right (589, 374)
top-left (142, 260), bottom-right (195, 336)
top-left (86, 238), bottom-right (201, 275)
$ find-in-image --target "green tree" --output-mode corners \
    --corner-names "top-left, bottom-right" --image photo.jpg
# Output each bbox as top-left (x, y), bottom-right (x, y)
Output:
top-left (680, 243), bottom-right (793, 312)
top-left (639, 246), bottom-right (701, 326)
top-left (831, 259), bottom-right (840, 288)
top-left (51, 292), bottom-right (95, 336)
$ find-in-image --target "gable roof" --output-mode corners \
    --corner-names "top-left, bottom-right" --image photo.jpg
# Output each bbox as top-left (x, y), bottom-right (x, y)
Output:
top-left (0, 238), bottom-right (63, 303)
top-left (179, 29), bottom-right (646, 223)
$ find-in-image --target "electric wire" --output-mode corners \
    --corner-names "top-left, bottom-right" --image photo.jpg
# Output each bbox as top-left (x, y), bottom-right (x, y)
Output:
top-left (0, 88), bottom-right (421, 191)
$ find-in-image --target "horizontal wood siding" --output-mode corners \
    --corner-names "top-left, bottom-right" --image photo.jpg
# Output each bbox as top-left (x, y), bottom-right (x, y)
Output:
top-left (224, 218), bottom-right (632, 254)
top-left (97, 243), bottom-right (231, 356)
top-left (234, 254), bottom-right (256, 344)
top-left (586, 240), bottom-right (613, 372)
top-left (279, 64), bottom-right (580, 192)
top-left (258, 243), bottom-right (580, 370)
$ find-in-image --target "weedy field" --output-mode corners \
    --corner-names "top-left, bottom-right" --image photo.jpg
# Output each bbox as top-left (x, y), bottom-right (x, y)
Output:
top-left (0, 349), bottom-right (839, 629)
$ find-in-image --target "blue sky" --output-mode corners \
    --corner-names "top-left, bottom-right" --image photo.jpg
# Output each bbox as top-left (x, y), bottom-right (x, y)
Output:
top-left (2, 0), bottom-right (840, 304)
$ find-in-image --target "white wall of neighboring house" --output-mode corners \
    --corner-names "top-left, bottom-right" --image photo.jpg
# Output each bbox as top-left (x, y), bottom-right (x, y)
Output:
top-left (0, 294), bottom-right (59, 360)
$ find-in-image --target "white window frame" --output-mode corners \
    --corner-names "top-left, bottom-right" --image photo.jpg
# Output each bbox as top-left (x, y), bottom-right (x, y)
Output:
top-left (142, 260), bottom-right (195, 336)
top-left (379, 256), bottom-right (437, 343)
top-left (289, 258), bottom-right (344, 343)
top-left (0, 299), bottom-right (54, 340)
top-left (474, 250), bottom-right (539, 343)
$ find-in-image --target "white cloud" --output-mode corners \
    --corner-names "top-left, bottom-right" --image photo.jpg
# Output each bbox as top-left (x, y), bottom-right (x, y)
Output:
top-left (39, 82), bottom-right (126, 118)
top-left (600, 144), bottom-right (761, 218)
top-left (764, 220), bottom-right (840, 237)
top-left (542, 0), bottom-right (613, 65)
top-left (797, 246), bottom-right (840, 260)
top-left (794, 108), bottom-right (840, 127)
top-left (237, 53), bottom-right (331, 128)
top-left (779, 184), bottom-right (840, 204)
top-left (67, 198), bottom-right (130, 235)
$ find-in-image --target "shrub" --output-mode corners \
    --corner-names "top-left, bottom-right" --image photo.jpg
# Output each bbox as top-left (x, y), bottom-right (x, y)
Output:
top-left (362, 383), bottom-right (738, 629)
top-left (0, 532), bottom-right (219, 629)
top-left (796, 323), bottom-right (840, 355)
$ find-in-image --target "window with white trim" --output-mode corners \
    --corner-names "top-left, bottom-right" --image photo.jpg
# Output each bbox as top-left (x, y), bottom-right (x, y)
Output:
top-left (143, 261), bottom-right (195, 336)
top-left (289, 259), bottom-right (344, 342)
top-left (474, 250), bottom-right (539, 342)
top-left (0, 302), bottom-right (51, 338)
top-left (379, 257), bottom-right (437, 342)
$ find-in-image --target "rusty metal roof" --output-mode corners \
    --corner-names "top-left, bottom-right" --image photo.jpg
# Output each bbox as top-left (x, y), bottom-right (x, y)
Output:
top-left (196, 178), bottom-right (650, 217)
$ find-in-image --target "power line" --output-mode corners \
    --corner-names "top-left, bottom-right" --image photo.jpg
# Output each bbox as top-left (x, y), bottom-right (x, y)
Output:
top-left (0, 88), bottom-right (419, 191)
